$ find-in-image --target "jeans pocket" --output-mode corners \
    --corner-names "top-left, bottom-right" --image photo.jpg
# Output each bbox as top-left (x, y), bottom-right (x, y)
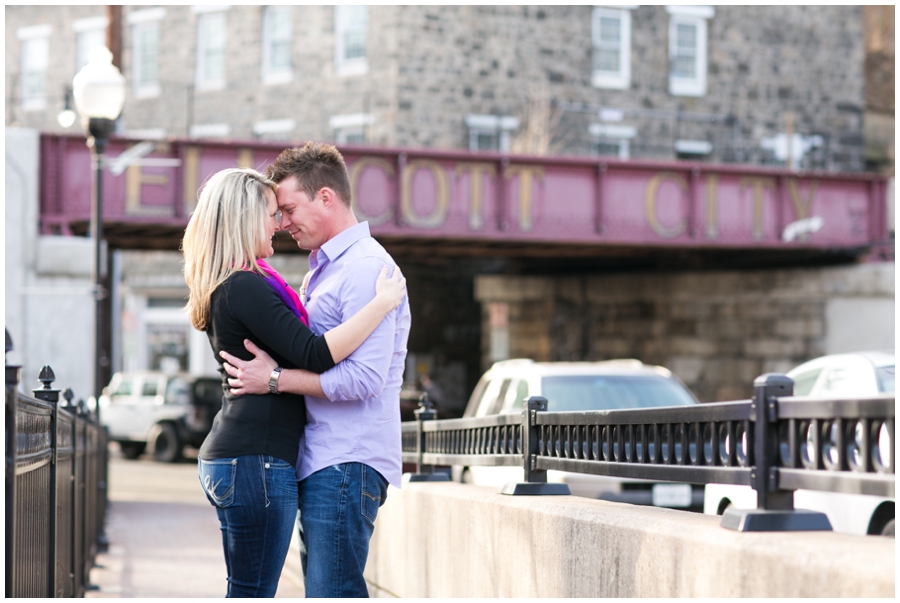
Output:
top-left (360, 465), bottom-right (388, 523)
top-left (199, 458), bottom-right (238, 508)
top-left (262, 456), bottom-right (297, 507)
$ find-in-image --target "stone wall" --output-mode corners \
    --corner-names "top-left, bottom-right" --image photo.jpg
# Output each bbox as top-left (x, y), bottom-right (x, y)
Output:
top-left (476, 263), bottom-right (894, 402)
top-left (6, 6), bottom-right (867, 170)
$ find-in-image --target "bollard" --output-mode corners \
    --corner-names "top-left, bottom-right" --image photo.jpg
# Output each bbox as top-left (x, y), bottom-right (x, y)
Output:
top-left (501, 396), bottom-right (569, 495)
top-left (406, 392), bottom-right (449, 482)
top-left (721, 374), bottom-right (832, 531)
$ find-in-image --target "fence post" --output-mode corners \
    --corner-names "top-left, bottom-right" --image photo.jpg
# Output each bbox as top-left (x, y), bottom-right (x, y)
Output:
top-left (501, 396), bottom-right (569, 495)
top-left (406, 392), bottom-right (449, 482)
top-left (721, 373), bottom-right (832, 532)
top-left (5, 330), bottom-right (21, 597)
top-left (33, 366), bottom-right (61, 594)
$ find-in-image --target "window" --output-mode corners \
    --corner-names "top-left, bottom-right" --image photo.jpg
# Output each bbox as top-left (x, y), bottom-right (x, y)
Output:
top-left (330, 113), bottom-right (374, 144)
top-left (335, 6), bottom-right (368, 76)
top-left (129, 8), bottom-right (165, 98)
top-left (17, 24), bottom-right (51, 110)
top-left (666, 6), bottom-right (713, 97)
top-left (591, 6), bottom-right (634, 90)
top-left (674, 139), bottom-right (712, 159)
top-left (466, 114), bottom-right (520, 153)
top-left (253, 118), bottom-right (296, 141)
top-left (194, 7), bottom-right (228, 90)
top-left (262, 6), bottom-right (292, 84)
top-left (189, 123), bottom-right (231, 138)
top-left (73, 16), bottom-right (108, 71)
top-left (589, 123), bottom-right (636, 159)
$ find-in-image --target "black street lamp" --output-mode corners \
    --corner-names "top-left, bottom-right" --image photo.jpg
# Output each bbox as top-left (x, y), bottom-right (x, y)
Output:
top-left (72, 46), bottom-right (125, 415)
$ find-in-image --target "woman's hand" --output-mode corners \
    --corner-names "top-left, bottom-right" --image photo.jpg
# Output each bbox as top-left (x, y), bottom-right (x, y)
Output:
top-left (374, 265), bottom-right (407, 310)
top-left (220, 340), bottom-right (277, 395)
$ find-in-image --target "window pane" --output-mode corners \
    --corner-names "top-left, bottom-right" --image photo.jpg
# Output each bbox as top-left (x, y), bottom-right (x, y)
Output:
top-left (476, 131), bottom-right (497, 150)
top-left (338, 5), bottom-right (367, 62)
top-left (21, 37), bottom-right (48, 100)
top-left (199, 12), bottom-right (226, 83)
top-left (595, 141), bottom-right (621, 157)
top-left (141, 381), bottom-right (159, 396)
top-left (265, 6), bottom-right (292, 72)
top-left (594, 48), bottom-right (620, 73)
top-left (599, 16), bottom-right (620, 45)
top-left (136, 24), bottom-right (159, 87)
top-left (672, 22), bottom-right (697, 79)
top-left (77, 28), bottom-right (106, 71)
top-left (541, 375), bottom-right (696, 411)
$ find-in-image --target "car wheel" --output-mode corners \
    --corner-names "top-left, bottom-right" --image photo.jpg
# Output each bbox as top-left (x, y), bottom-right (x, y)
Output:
top-left (716, 499), bottom-right (733, 515)
top-left (879, 519), bottom-right (895, 537)
top-left (150, 423), bottom-right (182, 463)
top-left (119, 441), bottom-right (146, 460)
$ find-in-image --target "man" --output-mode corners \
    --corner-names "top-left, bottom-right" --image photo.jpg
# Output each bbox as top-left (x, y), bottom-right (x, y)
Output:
top-left (220, 142), bottom-right (410, 598)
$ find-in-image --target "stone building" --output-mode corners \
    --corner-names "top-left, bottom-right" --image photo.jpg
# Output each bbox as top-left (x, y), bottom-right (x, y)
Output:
top-left (6, 5), bottom-right (872, 171)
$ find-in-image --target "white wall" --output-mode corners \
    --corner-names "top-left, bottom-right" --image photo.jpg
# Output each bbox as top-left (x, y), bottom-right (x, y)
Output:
top-left (5, 127), bottom-right (95, 399)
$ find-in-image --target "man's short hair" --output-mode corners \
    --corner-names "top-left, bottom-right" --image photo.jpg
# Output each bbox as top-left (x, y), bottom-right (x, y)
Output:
top-left (267, 142), bottom-right (352, 206)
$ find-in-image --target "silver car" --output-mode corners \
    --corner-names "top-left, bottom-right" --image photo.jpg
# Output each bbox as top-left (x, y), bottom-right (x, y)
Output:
top-left (452, 358), bottom-right (703, 510)
top-left (704, 351), bottom-right (895, 536)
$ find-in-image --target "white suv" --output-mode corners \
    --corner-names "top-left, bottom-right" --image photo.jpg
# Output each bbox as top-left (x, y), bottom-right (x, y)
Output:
top-left (704, 351), bottom-right (895, 536)
top-left (452, 358), bottom-right (703, 510)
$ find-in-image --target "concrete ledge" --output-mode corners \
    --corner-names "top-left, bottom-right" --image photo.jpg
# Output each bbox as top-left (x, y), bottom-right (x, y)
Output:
top-left (365, 482), bottom-right (894, 597)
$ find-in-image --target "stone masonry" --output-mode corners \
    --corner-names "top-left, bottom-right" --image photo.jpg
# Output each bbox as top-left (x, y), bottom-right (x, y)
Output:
top-left (475, 263), bottom-right (894, 402)
top-left (7, 6), bottom-right (867, 171)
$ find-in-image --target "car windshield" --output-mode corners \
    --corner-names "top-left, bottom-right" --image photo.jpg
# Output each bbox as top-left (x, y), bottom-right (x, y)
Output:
top-left (541, 374), bottom-right (696, 411)
top-left (876, 365), bottom-right (895, 393)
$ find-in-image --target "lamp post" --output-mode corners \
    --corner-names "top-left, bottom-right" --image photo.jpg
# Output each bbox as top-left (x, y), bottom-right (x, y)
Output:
top-left (72, 46), bottom-right (125, 415)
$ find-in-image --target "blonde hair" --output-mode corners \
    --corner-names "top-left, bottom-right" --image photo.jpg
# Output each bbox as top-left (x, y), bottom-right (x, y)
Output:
top-left (182, 168), bottom-right (277, 331)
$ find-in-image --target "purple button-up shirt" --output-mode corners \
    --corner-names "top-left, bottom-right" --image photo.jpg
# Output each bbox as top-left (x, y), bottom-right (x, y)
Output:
top-left (295, 222), bottom-right (410, 487)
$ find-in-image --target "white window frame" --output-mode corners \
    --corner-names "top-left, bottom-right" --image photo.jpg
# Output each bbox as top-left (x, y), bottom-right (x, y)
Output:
top-left (466, 114), bottom-right (520, 153)
top-left (189, 123), bottom-right (231, 138)
top-left (73, 16), bottom-right (109, 72)
top-left (261, 6), bottom-right (293, 85)
top-left (674, 139), bottom-right (713, 156)
top-left (591, 6), bottom-right (635, 90)
top-left (334, 6), bottom-right (368, 76)
top-left (666, 5), bottom-right (713, 97)
top-left (330, 113), bottom-right (374, 144)
top-left (253, 118), bottom-right (296, 140)
top-left (17, 24), bottom-right (52, 111)
top-left (128, 8), bottom-right (165, 98)
top-left (194, 7), bottom-right (229, 91)
top-left (589, 123), bottom-right (637, 159)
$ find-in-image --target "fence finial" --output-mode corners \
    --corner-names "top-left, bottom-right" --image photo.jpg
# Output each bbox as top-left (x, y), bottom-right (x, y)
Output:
top-left (38, 365), bottom-right (56, 389)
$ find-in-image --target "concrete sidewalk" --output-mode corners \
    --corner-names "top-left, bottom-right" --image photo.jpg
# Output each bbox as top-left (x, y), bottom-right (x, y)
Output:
top-left (87, 453), bottom-right (305, 598)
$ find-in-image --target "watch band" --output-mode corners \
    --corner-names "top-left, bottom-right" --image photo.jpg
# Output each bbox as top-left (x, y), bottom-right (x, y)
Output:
top-left (268, 367), bottom-right (283, 395)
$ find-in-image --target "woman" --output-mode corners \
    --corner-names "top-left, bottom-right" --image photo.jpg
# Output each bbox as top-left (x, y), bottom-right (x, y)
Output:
top-left (181, 167), bottom-right (405, 597)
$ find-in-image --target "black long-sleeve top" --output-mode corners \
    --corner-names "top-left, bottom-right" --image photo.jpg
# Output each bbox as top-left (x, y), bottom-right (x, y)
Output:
top-left (199, 270), bottom-right (336, 465)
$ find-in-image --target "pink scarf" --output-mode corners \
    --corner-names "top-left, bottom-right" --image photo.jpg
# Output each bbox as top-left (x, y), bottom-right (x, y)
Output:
top-left (255, 259), bottom-right (309, 326)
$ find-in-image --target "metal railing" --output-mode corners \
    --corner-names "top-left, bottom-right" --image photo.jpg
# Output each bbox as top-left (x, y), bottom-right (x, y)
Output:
top-left (402, 373), bottom-right (894, 531)
top-left (5, 333), bottom-right (109, 597)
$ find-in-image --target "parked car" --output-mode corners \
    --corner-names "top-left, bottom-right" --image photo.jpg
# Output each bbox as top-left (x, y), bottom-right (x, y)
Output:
top-left (452, 358), bottom-right (704, 510)
top-left (99, 371), bottom-right (223, 462)
top-left (704, 350), bottom-right (895, 536)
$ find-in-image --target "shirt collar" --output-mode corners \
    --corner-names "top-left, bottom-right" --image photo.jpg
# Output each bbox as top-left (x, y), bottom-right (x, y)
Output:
top-left (316, 222), bottom-right (370, 264)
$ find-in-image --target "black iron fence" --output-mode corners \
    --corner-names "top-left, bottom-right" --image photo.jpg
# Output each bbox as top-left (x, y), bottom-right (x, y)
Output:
top-left (402, 373), bottom-right (894, 531)
top-left (5, 333), bottom-right (109, 597)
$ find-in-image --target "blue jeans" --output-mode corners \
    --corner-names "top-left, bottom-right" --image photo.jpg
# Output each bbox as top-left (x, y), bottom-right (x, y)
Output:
top-left (297, 462), bottom-right (389, 598)
top-left (199, 455), bottom-right (297, 598)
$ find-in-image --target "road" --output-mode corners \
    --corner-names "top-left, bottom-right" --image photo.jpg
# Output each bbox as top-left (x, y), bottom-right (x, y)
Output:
top-left (86, 447), bottom-right (305, 598)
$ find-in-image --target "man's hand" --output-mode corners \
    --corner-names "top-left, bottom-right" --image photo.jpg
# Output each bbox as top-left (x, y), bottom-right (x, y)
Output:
top-left (220, 340), bottom-right (278, 395)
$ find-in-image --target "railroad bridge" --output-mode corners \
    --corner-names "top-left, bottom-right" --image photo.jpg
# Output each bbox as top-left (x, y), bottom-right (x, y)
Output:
top-left (31, 133), bottom-right (895, 409)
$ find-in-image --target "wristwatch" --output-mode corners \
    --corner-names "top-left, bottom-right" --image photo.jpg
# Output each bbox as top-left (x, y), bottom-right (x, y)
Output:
top-left (268, 367), bottom-right (283, 394)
